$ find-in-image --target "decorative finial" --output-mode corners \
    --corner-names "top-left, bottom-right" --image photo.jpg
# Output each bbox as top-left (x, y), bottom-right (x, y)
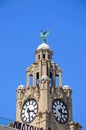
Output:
top-left (40, 30), bottom-right (50, 43)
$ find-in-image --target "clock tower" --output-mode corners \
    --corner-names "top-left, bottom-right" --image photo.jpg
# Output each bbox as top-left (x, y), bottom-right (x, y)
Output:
top-left (16, 32), bottom-right (82, 130)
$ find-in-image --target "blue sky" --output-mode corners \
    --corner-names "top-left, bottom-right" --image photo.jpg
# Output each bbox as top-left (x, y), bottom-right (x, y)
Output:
top-left (0, 0), bottom-right (86, 129)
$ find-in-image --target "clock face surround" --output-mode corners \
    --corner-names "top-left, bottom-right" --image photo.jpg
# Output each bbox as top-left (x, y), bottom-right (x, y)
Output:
top-left (52, 99), bottom-right (69, 124)
top-left (21, 98), bottom-right (38, 123)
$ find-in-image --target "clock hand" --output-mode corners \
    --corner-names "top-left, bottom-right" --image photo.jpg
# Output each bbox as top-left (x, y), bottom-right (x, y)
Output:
top-left (62, 112), bottom-right (68, 115)
top-left (27, 108), bottom-right (30, 113)
top-left (58, 108), bottom-right (67, 115)
top-left (58, 108), bottom-right (62, 117)
top-left (58, 108), bottom-right (62, 113)
top-left (26, 108), bottom-right (30, 120)
top-left (29, 110), bottom-right (34, 112)
top-left (27, 109), bottom-right (34, 113)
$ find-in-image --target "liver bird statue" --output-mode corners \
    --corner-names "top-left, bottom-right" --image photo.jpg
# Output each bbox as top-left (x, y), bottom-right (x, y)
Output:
top-left (40, 30), bottom-right (50, 43)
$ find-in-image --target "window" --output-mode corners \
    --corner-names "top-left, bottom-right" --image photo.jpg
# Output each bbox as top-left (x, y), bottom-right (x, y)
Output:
top-left (38, 55), bottom-right (40, 59)
top-left (50, 72), bottom-right (52, 87)
top-left (48, 127), bottom-right (51, 130)
top-left (56, 76), bottom-right (58, 86)
top-left (50, 72), bottom-right (52, 79)
top-left (43, 54), bottom-right (45, 59)
top-left (36, 72), bottom-right (39, 86)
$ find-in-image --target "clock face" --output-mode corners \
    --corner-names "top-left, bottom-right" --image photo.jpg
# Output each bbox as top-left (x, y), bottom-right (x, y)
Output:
top-left (21, 99), bottom-right (38, 123)
top-left (52, 99), bottom-right (68, 124)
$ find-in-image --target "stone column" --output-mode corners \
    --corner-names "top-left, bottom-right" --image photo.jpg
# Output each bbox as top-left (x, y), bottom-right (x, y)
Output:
top-left (26, 73), bottom-right (30, 87)
top-left (58, 68), bottom-right (62, 87)
top-left (39, 61), bottom-right (42, 79)
top-left (46, 51), bottom-right (48, 60)
top-left (42, 61), bottom-right (47, 76)
top-left (40, 50), bottom-right (42, 60)
top-left (33, 65), bottom-right (36, 86)
top-left (33, 72), bottom-right (36, 86)
top-left (52, 63), bottom-right (56, 87)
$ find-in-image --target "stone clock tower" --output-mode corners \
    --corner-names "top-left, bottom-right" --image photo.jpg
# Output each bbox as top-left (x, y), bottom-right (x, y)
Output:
top-left (16, 33), bottom-right (82, 130)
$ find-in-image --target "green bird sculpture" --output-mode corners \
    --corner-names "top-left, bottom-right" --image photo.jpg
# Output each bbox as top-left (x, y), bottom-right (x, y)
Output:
top-left (40, 30), bottom-right (50, 43)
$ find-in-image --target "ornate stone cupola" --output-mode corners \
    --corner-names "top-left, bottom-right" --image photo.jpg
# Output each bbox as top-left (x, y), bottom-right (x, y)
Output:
top-left (26, 41), bottom-right (62, 88)
top-left (16, 31), bottom-right (82, 130)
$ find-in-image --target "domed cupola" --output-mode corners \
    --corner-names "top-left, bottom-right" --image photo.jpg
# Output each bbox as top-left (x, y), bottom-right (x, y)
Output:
top-left (37, 43), bottom-right (50, 50)
top-left (35, 42), bottom-right (53, 61)
top-left (35, 31), bottom-right (53, 61)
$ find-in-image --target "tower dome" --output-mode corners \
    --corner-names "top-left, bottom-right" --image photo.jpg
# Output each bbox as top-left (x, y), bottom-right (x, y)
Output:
top-left (63, 85), bottom-right (71, 90)
top-left (17, 84), bottom-right (25, 90)
top-left (37, 43), bottom-right (50, 50)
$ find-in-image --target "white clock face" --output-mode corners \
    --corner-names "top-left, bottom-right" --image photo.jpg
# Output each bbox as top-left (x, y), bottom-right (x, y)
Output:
top-left (52, 99), bottom-right (68, 124)
top-left (21, 99), bottom-right (38, 123)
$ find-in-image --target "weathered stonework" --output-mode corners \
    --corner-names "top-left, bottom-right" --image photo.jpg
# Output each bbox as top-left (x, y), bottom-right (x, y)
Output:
top-left (16, 42), bottom-right (82, 130)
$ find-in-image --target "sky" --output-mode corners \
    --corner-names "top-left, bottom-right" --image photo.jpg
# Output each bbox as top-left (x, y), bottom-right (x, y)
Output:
top-left (0, 0), bottom-right (86, 129)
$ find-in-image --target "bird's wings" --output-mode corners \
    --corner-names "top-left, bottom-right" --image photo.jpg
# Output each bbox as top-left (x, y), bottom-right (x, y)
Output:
top-left (40, 30), bottom-right (43, 37)
top-left (43, 31), bottom-right (50, 37)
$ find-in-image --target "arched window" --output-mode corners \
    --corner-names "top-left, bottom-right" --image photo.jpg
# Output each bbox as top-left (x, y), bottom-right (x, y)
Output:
top-left (38, 55), bottom-right (40, 59)
top-left (43, 54), bottom-right (45, 59)
top-left (56, 76), bottom-right (58, 86)
top-left (36, 72), bottom-right (39, 86)
top-left (50, 72), bottom-right (52, 87)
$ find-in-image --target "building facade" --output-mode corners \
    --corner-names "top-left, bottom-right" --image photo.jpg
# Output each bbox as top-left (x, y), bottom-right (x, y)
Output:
top-left (16, 39), bottom-right (82, 130)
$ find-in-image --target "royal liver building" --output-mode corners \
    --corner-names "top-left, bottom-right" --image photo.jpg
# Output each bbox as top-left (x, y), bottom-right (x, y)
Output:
top-left (0, 31), bottom-right (82, 130)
